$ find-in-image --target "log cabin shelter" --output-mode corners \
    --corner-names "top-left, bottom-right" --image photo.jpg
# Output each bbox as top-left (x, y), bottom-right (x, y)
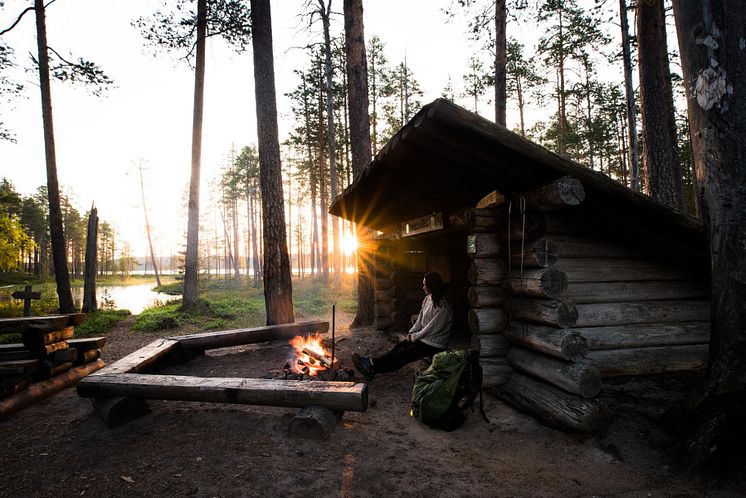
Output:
top-left (330, 98), bottom-right (711, 432)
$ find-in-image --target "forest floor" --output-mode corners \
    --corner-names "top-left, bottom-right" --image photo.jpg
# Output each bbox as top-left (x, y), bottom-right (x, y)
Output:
top-left (1, 311), bottom-right (744, 497)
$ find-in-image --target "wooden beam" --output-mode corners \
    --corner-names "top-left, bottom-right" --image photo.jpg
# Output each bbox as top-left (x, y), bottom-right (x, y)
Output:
top-left (496, 372), bottom-right (603, 432)
top-left (476, 190), bottom-right (506, 209)
top-left (93, 339), bottom-right (179, 376)
top-left (506, 347), bottom-right (601, 398)
top-left (510, 240), bottom-right (558, 268)
top-left (503, 321), bottom-right (587, 361)
top-left (563, 280), bottom-right (708, 304)
top-left (574, 300), bottom-right (710, 327)
top-left (577, 322), bottom-right (710, 350)
top-left (77, 373), bottom-right (368, 412)
top-left (510, 298), bottom-right (579, 328)
top-left (0, 359), bottom-right (105, 420)
top-left (518, 175), bottom-right (585, 211)
top-left (554, 258), bottom-right (688, 282)
top-left (467, 233), bottom-right (503, 258)
top-left (172, 321), bottom-right (329, 351)
top-left (586, 344), bottom-right (708, 377)
top-left (477, 333), bottom-right (510, 357)
top-left (68, 337), bottom-right (107, 350)
top-left (0, 359), bottom-right (39, 375)
top-left (505, 269), bottom-right (568, 298)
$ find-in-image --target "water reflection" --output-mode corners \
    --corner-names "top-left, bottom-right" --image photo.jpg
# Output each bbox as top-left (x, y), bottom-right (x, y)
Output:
top-left (71, 284), bottom-right (174, 314)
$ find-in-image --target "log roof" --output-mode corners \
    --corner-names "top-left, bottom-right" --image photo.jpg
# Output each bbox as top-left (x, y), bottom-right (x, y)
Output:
top-left (330, 99), bottom-right (706, 263)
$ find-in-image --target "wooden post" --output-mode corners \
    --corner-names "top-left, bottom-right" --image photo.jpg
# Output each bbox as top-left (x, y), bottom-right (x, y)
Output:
top-left (11, 286), bottom-right (42, 317)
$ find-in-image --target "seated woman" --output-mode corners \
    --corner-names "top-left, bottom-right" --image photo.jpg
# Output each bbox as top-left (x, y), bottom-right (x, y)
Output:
top-left (352, 271), bottom-right (453, 380)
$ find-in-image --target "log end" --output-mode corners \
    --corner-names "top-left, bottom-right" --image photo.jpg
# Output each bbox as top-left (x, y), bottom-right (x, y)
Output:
top-left (558, 177), bottom-right (586, 206)
top-left (91, 396), bottom-right (151, 428)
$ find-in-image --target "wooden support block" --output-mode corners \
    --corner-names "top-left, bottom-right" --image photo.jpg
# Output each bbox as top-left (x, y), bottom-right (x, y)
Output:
top-left (505, 269), bottom-right (568, 298)
top-left (68, 337), bottom-right (107, 350)
top-left (577, 322), bottom-right (710, 350)
top-left (30, 341), bottom-right (69, 359)
top-left (496, 372), bottom-right (603, 432)
top-left (574, 300), bottom-right (710, 327)
top-left (22, 326), bottom-right (74, 349)
top-left (563, 280), bottom-right (708, 304)
top-left (468, 308), bottom-right (509, 335)
top-left (480, 357), bottom-right (512, 387)
top-left (506, 347), bottom-right (601, 398)
top-left (172, 321), bottom-right (330, 351)
top-left (287, 405), bottom-right (342, 440)
top-left (554, 258), bottom-right (688, 282)
top-left (510, 298), bottom-right (578, 328)
top-left (91, 396), bottom-right (151, 428)
top-left (586, 344), bottom-right (709, 377)
top-left (504, 322), bottom-right (587, 361)
top-left (0, 359), bottom-right (105, 420)
top-left (77, 374), bottom-right (369, 412)
top-left (468, 259), bottom-right (507, 286)
top-left (476, 190), bottom-right (506, 209)
top-left (73, 349), bottom-right (101, 366)
top-left (477, 334), bottom-right (510, 357)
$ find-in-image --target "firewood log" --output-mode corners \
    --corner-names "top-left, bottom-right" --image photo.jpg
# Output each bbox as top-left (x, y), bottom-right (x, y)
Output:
top-left (21, 326), bottom-right (74, 349)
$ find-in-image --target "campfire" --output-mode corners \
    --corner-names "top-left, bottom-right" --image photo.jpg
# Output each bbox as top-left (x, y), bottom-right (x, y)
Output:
top-left (289, 334), bottom-right (335, 376)
top-left (263, 333), bottom-right (356, 382)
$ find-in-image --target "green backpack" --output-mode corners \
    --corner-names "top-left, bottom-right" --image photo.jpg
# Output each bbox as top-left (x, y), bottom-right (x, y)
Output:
top-left (411, 349), bottom-right (486, 431)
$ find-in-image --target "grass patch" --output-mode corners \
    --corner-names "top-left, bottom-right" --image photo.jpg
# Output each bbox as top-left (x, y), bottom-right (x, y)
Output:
top-left (133, 300), bottom-right (185, 332)
top-left (76, 309), bottom-right (132, 337)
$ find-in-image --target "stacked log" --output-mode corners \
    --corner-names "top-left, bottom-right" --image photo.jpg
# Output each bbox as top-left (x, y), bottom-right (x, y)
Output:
top-left (389, 271), bottom-right (424, 327)
top-left (471, 178), bottom-right (604, 432)
top-left (466, 210), bottom-right (511, 388)
top-left (0, 315), bottom-right (106, 410)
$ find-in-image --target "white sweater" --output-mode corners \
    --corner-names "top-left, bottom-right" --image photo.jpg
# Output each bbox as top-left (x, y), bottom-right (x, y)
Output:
top-left (408, 295), bottom-right (453, 349)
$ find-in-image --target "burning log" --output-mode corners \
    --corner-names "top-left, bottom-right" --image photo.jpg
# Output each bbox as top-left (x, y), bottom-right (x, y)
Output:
top-left (301, 347), bottom-right (333, 368)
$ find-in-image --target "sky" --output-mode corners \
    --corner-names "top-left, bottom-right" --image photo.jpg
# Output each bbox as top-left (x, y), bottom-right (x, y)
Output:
top-left (0, 0), bottom-right (489, 256)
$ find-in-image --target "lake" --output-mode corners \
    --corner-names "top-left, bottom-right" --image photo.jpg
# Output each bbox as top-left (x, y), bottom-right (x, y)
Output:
top-left (71, 284), bottom-right (175, 314)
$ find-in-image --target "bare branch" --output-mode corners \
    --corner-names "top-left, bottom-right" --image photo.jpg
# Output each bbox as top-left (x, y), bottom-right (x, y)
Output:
top-left (0, 7), bottom-right (34, 37)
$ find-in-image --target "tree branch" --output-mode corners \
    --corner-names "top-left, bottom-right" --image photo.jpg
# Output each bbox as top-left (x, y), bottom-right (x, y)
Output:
top-left (0, 7), bottom-right (34, 37)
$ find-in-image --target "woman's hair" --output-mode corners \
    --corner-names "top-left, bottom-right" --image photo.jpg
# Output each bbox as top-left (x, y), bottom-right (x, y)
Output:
top-left (424, 272), bottom-right (447, 307)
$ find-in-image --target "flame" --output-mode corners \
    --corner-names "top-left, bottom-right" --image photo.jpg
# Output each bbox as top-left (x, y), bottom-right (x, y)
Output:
top-left (289, 334), bottom-right (330, 376)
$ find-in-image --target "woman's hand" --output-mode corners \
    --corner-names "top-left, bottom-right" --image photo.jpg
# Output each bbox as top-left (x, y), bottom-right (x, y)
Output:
top-left (406, 333), bottom-right (414, 342)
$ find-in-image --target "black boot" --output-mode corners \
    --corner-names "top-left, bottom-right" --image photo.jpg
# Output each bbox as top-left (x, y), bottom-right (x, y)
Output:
top-left (352, 353), bottom-right (375, 381)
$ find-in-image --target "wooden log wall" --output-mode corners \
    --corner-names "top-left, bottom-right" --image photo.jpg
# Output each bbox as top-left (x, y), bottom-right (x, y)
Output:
top-left (373, 242), bottom-right (394, 331)
top-left (466, 208), bottom-right (512, 388)
top-left (489, 175), bottom-right (709, 432)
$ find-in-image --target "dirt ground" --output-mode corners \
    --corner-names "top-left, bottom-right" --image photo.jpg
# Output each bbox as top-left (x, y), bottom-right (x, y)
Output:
top-left (1, 312), bottom-right (744, 498)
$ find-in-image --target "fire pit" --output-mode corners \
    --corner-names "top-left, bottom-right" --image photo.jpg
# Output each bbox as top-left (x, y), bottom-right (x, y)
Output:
top-left (263, 334), bottom-right (356, 382)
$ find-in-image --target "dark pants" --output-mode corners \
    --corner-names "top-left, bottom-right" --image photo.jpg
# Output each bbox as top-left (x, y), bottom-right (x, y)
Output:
top-left (372, 340), bottom-right (444, 374)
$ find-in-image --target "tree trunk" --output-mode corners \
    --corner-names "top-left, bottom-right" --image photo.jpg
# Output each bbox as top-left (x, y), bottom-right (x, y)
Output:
top-left (672, 1), bottom-right (746, 463)
top-left (139, 165), bottom-right (161, 287)
top-left (34, 0), bottom-right (74, 314)
top-left (182, 0), bottom-right (207, 310)
top-left (637, 0), bottom-right (684, 209)
top-left (82, 207), bottom-right (98, 313)
top-left (344, 0), bottom-right (375, 327)
top-left (494, 0), bottom-right (507, 126)
top-left (320, 1), bottom-right (342, 286)
top-left (619, 0), bottom-right (640, 191)
top-left (250, 0), bottom-right (294, 325)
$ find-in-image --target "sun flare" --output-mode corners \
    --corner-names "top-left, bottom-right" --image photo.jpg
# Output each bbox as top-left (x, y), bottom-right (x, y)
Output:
top-left (342, 234), bottom-right (359, 255)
